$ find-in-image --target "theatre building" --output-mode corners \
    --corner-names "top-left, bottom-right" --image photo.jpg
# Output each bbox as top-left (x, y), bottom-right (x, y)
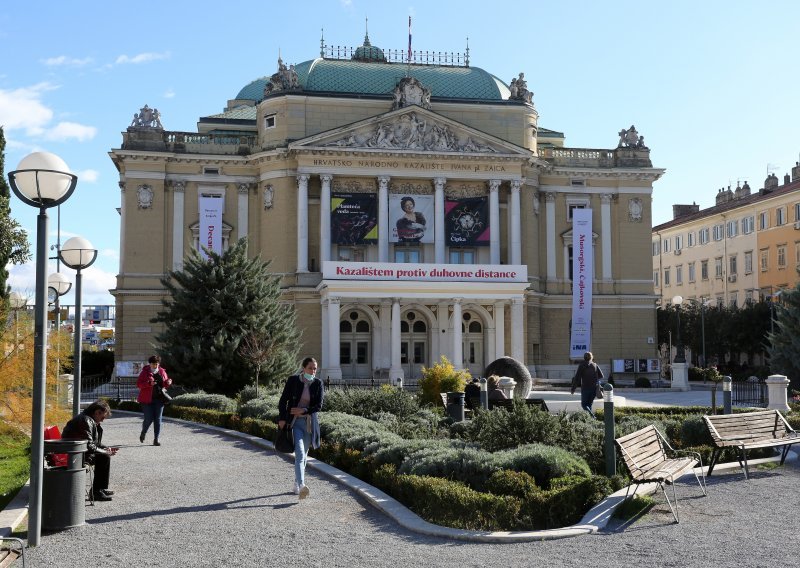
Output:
top-left (110, 33), bottom-right (664, 382)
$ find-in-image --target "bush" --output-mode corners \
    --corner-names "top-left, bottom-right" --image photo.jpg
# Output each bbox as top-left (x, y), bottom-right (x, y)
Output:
top-left (324, 385), bottom-right (419, 419)
top-left (170, 392), bottom-right (237, 413)
top-left (239, 395), bottom-right (281, 421)
top-left (363, 437), bottom-right (470, 470)
top-left (486, 469), bottom-right (539, 499)
top-left (494, 443), bottom-right (592, 489)
top-left (634, 377), bottom-right (651, 388)
top-left (417, 356), bottom-right (470, 406)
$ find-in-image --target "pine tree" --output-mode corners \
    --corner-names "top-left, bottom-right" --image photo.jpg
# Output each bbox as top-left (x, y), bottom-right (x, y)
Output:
top-left (0, 127), bottom-right (32, 300)
top-left (767, 284), bottom-right (800, 391)
top-left (151, 238), bottom-right (300, 396)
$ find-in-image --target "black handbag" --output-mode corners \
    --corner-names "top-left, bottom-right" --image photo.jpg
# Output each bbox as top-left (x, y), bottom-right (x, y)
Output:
top-left (274, 424), bottom-right (294, 453)
top-left (152, 372), bottom-right (172, 404)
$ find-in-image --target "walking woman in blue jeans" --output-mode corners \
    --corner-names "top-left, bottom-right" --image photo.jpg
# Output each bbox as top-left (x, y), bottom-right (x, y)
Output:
top-left (278, 357), bottom-right (324, 499)
top-left (137, 355), bottom-right (172, 446)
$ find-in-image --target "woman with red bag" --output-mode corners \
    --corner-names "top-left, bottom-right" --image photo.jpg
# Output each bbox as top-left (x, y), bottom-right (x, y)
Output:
top-left (137, 355), bottom-right (172, 446)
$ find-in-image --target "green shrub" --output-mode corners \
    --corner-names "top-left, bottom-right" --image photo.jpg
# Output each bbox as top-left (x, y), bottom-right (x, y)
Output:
top-left (239, 395), bottom-right (281, 421)
top-left (324, 385), bottom-right (420, 419)
top-left (364, 437), bottom-right (470, 470)
top-left (494, 443), bottom-right (592, 489)
top-left (486, 469), bottom-right (539, 499)
top-left (679, 415), bottom-right (714, 446)
top-left (171, 392), bottom-right (237, 413)
top-left (397, 444), bottom-right (500, 490)
top-left (634, 377), bottom-right (651, 388)
top-left (163, 405), bottom-right (236, 428)
top-left (417, 356), bottom-right (470, 406)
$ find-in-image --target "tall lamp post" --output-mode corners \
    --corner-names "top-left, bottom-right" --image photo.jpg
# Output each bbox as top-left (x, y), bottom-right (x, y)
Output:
top-left (671, 295), bottom-right (685, 363)
top-left (8, 152), bottom-right (77, 547)
top-left (47, 272), bottom-right (72, 328)
top-left (9, 291), bottom-right (28, 345)
top-left (60, 236), bottom-right (97, 416)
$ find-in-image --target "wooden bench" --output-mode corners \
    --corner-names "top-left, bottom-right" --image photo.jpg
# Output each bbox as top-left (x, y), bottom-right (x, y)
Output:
top-left (704, 410), bottom-right (799, 479)
top-left (0, 537), bottom-right (25, 568)
top-left (615, 425), bottom-right (706, 523)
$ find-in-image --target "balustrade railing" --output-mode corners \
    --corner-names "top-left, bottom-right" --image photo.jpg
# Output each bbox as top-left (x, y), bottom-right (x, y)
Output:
top-left (731, 377), bottom-right (768, 408)
top-left (538, 147), bottom-right (616, 168)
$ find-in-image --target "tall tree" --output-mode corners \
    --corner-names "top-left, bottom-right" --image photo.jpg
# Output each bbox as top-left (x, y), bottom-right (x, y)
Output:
top-left (0, 127), bottom-right (32, 300)
top-left (767, 284), bottom-right (800, 390)
top-left (151, 238), bottom-right (300, 396)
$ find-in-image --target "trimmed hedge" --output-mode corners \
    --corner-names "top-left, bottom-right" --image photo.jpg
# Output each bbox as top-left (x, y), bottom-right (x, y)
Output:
top-left (171, 392), bottom-right (237, 413)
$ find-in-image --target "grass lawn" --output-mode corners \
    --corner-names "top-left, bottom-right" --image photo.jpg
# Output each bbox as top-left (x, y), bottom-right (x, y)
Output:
top-left (0, 421), bottom-right (30, 511)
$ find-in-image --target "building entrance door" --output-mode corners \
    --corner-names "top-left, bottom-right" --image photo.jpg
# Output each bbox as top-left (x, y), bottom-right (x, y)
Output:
top-left (339, 311), bottom-right (371, 380)
top-left (462, 313), bottom-right (484, 377)
top-left (400, 311), bottom-right (428, 380)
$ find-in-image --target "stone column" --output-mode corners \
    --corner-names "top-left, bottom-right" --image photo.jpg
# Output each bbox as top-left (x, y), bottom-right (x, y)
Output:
top-left (326, 297), bottom-right (342, 381)
top-left (510, 179), bottom-right (522, 265)
top-left (434, 177), bottom-right (446, 264)
top-left (452, 299), bottom-right (463, 369)
top-left (766, 374), bottom-right (791, 410)
top-left (510, 297), bottom-right (524, 361)
top-left (320, 174), bottom-right (333, 264)
top-left (488, 180), bottom-right (501, 264)
top-left (545, 192), bottom-right (556, 281)
top-left (378, 176), bottom-right (390, 263)
top-left (494, 300), bottom-right (506, 359)
top-left (296, 174), bottom-right (310, 273)
top-left (390, 299), bottom-right (404, 380)
top-left (601, 193), bottom-right (612, 281)
top-left (171, 181), bottom-right (185, 272)
top-left (237, 183), bottom-right (249, 246)
top-left (320, 299), bottom-right (329, 379)
top-left (380, 300), bottom-right (391, 369)
top-left (671, 362), bottom-right (689, 391)
top-left (119, 181), bottom-right (127, 268)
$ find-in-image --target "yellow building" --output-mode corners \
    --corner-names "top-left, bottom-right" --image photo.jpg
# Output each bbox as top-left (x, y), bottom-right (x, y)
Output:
top-left (110, 32), bottom-right (664, 382)
top-left (653, 164), bottom-right (800, 307)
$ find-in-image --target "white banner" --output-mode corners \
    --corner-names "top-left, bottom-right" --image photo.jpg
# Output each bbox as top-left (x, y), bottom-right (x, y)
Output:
top-left (323, 261), bottom-right (527, 283)
top-left (390, 194), bottom-right (434, 243)
top-left (570, 208), bottom-right (593, 359)
top-left (199, 195), bottom-right (223, 259)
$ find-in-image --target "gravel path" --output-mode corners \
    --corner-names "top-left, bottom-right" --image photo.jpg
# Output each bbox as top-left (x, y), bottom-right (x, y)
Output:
top-left (23, 414), bottom-right (800, 568)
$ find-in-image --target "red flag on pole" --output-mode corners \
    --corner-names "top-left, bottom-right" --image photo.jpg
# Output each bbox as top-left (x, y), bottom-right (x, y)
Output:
top-left (408, 16), bottom-right (412, 62)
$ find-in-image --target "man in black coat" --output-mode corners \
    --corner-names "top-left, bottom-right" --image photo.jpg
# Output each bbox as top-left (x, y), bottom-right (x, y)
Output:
top-left (571, 352), bottom-right (604, 416)
top-left (62, 400), bottom-right (118, 501)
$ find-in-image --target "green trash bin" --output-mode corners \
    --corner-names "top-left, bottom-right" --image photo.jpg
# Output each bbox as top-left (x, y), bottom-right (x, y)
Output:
top-left (43, 439), bottom-right (87, 530)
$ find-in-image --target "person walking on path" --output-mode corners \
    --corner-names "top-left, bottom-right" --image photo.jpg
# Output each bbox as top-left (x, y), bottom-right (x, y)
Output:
top-left (278, 357), bottom-right (324, 500)
top-left (571, 351), bottom-right (604, 415)
top-left (137, 355), bottom-right (172, 446)
top-left (62, 399), bottom-right (118, 501)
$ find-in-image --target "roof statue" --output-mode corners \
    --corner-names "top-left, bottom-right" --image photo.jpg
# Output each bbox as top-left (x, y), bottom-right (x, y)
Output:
top-left (391, 77), bottom-right (432, 110)
top-left (264, 56), bottom-right (301, 96)
top-left (509, 72), bottom-right (533, 104)
top-left (617, 125), bottom-right (648, 149)
top-left (130, 104), bottom-right (163, 129)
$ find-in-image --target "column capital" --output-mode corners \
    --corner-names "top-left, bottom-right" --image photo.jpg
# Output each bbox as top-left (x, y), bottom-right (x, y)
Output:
top-left (297, 174), bottom-right (310, 186)
top-left (171, 180), bottom-right (186, 193)
top-left (488, 179), bottom-right (501, 192)
top-left (510, 179), bottom-right (522, 192)
top-left (453, 297), bottom-right (463, 305)
top-left (377, 175), bottom-right (391, 190)
top-left (328, 296), bottom-right (340, 305)
top-left (433, 177), bottom-right (447, 189)
top-left (119, 181), bottom-right (126, 191)
top-left (320, 173), bottom-right (334, 185)
top-left (237, 183), bottom-right (251, 194)
top-left (600, 193), bottom-right (614, 204)
top-left (544, 191), bottom-right (556, 203)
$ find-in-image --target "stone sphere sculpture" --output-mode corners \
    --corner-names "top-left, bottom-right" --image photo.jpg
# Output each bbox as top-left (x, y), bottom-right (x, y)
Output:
top-left (484, 356), bottom-right (532, 399)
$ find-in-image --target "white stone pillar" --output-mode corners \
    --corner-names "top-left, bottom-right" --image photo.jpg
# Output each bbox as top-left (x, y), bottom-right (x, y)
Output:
top-left (172, 181), bottom-right (185, 272)
top-left (510, 179), bottom-right (522, 266)
top-left (237, 183), bottom-right (249, 246)
top-left (320, 174), bottom-right (333, 264)
top-left (380, 300), bottom-right (391, 369)
top-left (766, 374), bottom-right (791, 410)
top-left (671, 362), bottom-right (689, 391)
top-left (326, 297), bottom-right (342, 381)
top-left (321, 299), bottom-right (329, 379)
top-left (510, 297), bottom-right (524, 361)
top-left (489, 180), bottom-right (501, 264)
top-left (434, 177), bottom-right (446, 264)
top-left (296, 174), bottom-right (310, 273)
top-left (390, 298), bottom-right (404, 380)
top-left (378, 176), bottom-right (390, 263)
top-left (452, 299), bottom-right (463, 369)
top-left (494, 301), bottom-right (506, 359)
top-left (601, 193), bottom-right (612, 281)
top-left (545, 192), bottom-right (556, 281)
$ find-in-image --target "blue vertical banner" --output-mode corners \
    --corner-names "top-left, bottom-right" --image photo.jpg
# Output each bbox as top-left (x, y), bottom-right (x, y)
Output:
top-left (570, 208), bottom-right (593, 358)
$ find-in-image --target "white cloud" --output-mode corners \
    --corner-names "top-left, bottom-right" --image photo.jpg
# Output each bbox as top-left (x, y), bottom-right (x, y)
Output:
top-left (41, 55), bottom-right (93, 67)
top-left (44, 121), bottom-right (97, 142)
top-left (100, 248), bottom-right (119, 260)
top-left (115, 52), bottom-right (170, 65)
top-left (74, 169), bottom-right (99, 183)
top-left (0, 83), bottom-right (57, 135)
top-left (163, 88), bottom-right (175, 99)
top-left (8, 262), bottom-right (117, 306)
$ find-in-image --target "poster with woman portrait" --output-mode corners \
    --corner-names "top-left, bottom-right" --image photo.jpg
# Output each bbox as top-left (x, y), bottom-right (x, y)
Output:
top-left (445, 196), bottom-right (490, 246)
top-left (331, 193), bottom-right (378, 244)
top-left (390, 194), bottom-right (434, 243)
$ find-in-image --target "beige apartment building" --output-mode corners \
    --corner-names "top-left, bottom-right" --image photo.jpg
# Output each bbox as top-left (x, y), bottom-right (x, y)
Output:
top-left (653, 164), bottom-right (800, 307)
top-left (110, 32), bottom-right (664, 382)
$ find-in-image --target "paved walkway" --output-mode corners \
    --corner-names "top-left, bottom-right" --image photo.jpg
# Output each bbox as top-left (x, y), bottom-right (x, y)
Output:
top-left (12, 407), bottom-right (799, 568)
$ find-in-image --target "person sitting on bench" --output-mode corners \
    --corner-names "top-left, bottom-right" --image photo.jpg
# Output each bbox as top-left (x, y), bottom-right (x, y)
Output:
top-left (62, 400), bottom-right (118, 501)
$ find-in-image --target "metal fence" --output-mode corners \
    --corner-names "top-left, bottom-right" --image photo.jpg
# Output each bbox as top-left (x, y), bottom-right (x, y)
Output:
top-left (732, 377), bottom-right (768, 408)
top-left (80, 375), bottom-right (139, 403)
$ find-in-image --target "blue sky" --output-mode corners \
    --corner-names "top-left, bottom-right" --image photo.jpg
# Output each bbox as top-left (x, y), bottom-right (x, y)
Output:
top-left (3, 0), bottom-right (799, 306)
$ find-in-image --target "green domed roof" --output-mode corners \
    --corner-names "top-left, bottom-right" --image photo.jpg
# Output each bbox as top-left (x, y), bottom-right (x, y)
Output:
top-left (235, 59), bottom-right (510, 102)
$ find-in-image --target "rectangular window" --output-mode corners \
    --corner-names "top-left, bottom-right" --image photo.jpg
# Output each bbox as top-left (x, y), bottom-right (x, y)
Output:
top-left (663, 239), bottom-right (671, 253)
top-left (729, 254), bottom-right (737, 275)
top-left (743, 216), bottom-right (755, 234)
top-left (688, 262), bottom-right (696, 282)
top-left (744, 251), bottom-right (753, 274)
top-left (567, 204), bottom-right (585, 221)
top-left (356, 341), bottom-right (369, 365)
top-left (713, 224), bottom-right (724, 241)
top-left (701, 260), bottom-right (709, 280)
top-left (664, 268), bottom-right (671, 286)
top-left (674, 235), bottom-right (683, 251)
top-left (778, 245), bottom-right (787, 268)
top-left (264, 114), bottom-right (276, 129)
top-left (727, 220), bottom-right (738, 238)
top-left (687, 232), bottom-right (696, 247)
top-left (676, 264), bottom-right (683, 285)
top-left (715, 257), bottom-right (723, 278)
top-left (796, 242), bottom-right (800, 265)
top-left (652, 241), bottom-right (660, 256)
top-left (653, 270), bottom-right (659, 287)
top-left (777, 207), bottom-right (787, 226)
top-left (746, 289), bottom-right (754, 303)
top-left (759, 211), bottom-right (769, 230)
top-left (340, 342), bottom-right (351, 365)
top-left (394, 247), bottom-right (421, 263)
top-left (337, 247), bottom-right (365, 262)
top-left (795, 203), bottom-right (800, 222)
top-left (760, 249), bottom-right (769, 271)
top-left (700, 228), bottom-right (710, 244)
top-left (449, 249), bottom-right (476, 264)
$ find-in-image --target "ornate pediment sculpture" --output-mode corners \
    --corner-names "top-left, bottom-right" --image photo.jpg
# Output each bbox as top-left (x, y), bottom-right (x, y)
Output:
top-left (617, 125), bottom-right (648, 149)
top-left (130, 105), bottom-right (163, 129)
top-left (391, 77), bottom-right (432, 110)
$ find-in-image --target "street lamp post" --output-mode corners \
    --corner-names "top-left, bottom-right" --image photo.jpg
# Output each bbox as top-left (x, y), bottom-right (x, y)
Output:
top-left (9, 291), bottom-right (28, 346)
top-left (672, 295), bottom-right (685, 363)
top-left (60, 236), bottom-right (98, 416)
top-left (8, 151), bottom-right (77, 547)
top-left (48, 272), bottom-right (72, 409)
